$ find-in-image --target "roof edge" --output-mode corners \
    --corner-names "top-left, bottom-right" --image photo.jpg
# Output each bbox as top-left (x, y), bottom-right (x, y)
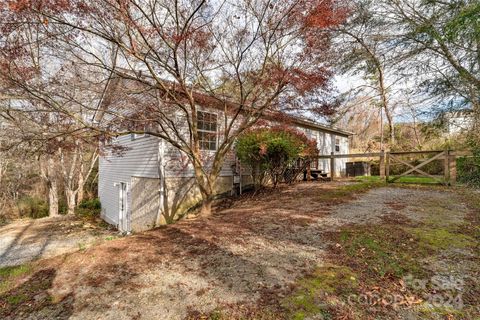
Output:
top-left (100, 71), bottom-right (354, 137)
top-left (290, 117), bottom-right (353, 137)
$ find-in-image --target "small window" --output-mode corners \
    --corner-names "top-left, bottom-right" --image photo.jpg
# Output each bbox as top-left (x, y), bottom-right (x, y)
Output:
top-left (197, 111), bottom-right (217, 150)
top-left (335, 138), bottom-right (340, 152)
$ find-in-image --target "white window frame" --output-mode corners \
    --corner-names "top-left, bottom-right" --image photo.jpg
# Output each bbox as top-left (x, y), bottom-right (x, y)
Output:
top-left (335, 137), bottom-right (341, 153)
top-left (197, 110), bottom-right (218, 151)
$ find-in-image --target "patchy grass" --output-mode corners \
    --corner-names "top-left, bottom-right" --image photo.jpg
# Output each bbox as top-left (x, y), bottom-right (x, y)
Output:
top-left (409, 228), bottom-right (476, 250)
top-left (187, 306), bottom-right (282, 320)
top-left (6, 293), bottom-right (28, 305)
top-left (0, 265), bottom-right (31, 295)
top-left (355, 176), bottom-right (384, 183)
top-left (285, 219), bottom-right (478, 318)
top-left (316, 179), bottom-right (386, 203)
top-left (452, 187), bottom-right (480, 245)
top-left (77, 242), bottom-right (87, 251)
top-left (283, 185), bottom-right (480, 319)
top-left (416, 305), bottom-right (468, 319)
top-left (394, 176), bottom-right (442, 184)
top-left (341, 179), bottom-right (385, 191)
top-left (0, 268), bottom-right (73, 319)
top-left (283, 264), bottom-right (358, 320)
top-left (356, 175), bottom-right (441, 185)
top-left (0, 265), bottom-right (30, 278)
top-left (336, 226), bottom-right (426, 280)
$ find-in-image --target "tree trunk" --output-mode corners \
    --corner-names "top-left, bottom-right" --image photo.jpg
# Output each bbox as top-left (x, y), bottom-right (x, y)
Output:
top-left (385, 107), bottom-right (394, 146)
top-left (378, 66), bottom-right (394, 147)
top-left (40, 156), bottom-right (59, 217)
top-left (48, 179), bottom-right (59, 217)
top-left (197, 176), bottom-right (216, 216)
top-left (66, 189), bottom-right (76, 215)
top-left (199, 196), bottom-right (213, 217)
top-left (193, 159), bottom-right (220, 217)
top-left (76, 171), bottom-right (85, 205)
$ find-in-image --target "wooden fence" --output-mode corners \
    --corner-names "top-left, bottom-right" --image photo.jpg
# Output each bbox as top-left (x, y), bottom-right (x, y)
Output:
top-left (315, 150), bottom-right (469, 186)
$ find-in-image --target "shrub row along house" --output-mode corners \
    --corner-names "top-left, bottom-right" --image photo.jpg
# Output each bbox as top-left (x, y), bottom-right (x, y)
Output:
top-left (98, 77), bottom-right (351, 232)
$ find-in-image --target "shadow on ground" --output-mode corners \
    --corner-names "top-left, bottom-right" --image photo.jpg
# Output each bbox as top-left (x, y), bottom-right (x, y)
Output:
top-left (0, 268), bottom-right (74, 319)
top-left (1, 182), bottom-right (477, 319)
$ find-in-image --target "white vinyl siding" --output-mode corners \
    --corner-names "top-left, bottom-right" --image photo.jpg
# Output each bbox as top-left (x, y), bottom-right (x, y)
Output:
top-left (98, 134), bottom-right (160, 226)
top-left (311, 130), bottom-right (349, 176)
top-left (99, 108), bottom-right (351, 228)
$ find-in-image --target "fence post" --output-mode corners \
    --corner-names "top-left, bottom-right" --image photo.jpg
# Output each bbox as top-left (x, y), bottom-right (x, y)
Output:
top-left (444, 149), bottom-right (450, 185)
top-left (379, 150), bottom-right (385, 179)
top-left (449, 153), bottom-right (457, 186)
top-left (330, 152), bottom-right (335, 181)
top-left (386, 152), bottom-right (390, 183)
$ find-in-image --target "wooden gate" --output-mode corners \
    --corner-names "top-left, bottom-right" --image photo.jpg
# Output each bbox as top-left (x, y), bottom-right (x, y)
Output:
top-left (315, 149), bottom-right (462, 186)
top-left (386, 150), bottom-right (456, 185)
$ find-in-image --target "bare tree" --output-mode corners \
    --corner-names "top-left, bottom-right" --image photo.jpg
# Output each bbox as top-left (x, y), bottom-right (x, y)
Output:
top-left (332, 0), bottom-right (400, 148)
top-left (0, 117), bottom-right (56, 218)
top-left (1, 5), bottom-right (107, 216)
top-left (59, 141), bottom-right (98, 215)
top-left (331, 95), bottom-right (383, 152)
top-left (39, 154), bottom-right (60, 216)
top-left (7, 0), bottom-right (345, 216)
top-left (384, 0), bottom-right (479, 126)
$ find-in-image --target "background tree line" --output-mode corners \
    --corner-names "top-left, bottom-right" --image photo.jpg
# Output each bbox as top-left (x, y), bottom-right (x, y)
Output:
top-left (332, 0), bottom-right (479, 151)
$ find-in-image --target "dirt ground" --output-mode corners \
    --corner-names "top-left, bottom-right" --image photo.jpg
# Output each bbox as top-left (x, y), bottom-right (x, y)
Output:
top-left (0, 182), bottom-right (478, 320)
top-left (0, 216), bottom-right (115, 267)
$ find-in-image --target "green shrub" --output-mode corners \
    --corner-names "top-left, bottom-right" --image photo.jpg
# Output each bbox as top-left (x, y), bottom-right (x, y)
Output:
top-left (457, 136), bottom-right (480, 187)
top-left (16, 196), bottom-right (49, 219)
top-left (78, 198), bottom-right (101, 210)
top-left (76, 198), bottom-right (101, 217)
top-left (457, 157), bottom-right (480, 186)
top-left (457, 156), bottom-right (480, 187)
top-left (236, 126), bottom-right (318, 188)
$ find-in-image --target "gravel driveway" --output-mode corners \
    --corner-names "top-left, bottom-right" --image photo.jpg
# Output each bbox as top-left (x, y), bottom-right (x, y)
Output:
top-left (0, 182), bottom-right (477, 320)
top-left (0, 216), bottom-right (115, 267)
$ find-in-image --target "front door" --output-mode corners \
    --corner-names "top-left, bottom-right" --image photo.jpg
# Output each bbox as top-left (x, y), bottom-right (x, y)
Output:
top-left (119, 182), bottom-right (129, 232)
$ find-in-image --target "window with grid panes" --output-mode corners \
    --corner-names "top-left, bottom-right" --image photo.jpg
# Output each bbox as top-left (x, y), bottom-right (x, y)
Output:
top-left (197, 111), bottom-right (217, 150)
top-left (335, 138), bottom-right (340, 152)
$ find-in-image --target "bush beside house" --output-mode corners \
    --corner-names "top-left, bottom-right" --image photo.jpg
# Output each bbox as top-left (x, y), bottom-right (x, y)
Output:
top-left (236, 126), bottom-right (318, 189)
top-left (76, 198), bottom-right (102, 218)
